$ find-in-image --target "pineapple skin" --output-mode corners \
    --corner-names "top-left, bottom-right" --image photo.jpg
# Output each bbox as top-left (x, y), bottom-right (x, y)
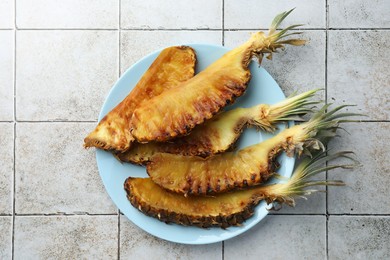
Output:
top-left (84, 46), bottom-right (196, 152)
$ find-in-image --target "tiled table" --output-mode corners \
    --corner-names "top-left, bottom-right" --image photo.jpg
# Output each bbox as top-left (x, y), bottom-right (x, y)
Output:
top-left (1, 1), bottom-right (389, 259)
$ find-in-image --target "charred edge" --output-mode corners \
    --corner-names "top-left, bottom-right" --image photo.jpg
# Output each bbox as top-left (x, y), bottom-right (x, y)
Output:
top-left (84, 138), bottom-right (119, 152)
top-left (185, 146), bottom-right (282, 196)
top-left (124, 179), bottom-right (260, 229)
top-left (154, 79), bottom-right (249, 143)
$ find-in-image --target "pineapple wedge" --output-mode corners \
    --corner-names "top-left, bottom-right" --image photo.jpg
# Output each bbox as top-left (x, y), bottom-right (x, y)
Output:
top-left (147, 105), bottom-right (359, 196)
top-left (130, 10), bottom-right (306, 143)
top-left (118, 90), bottom-right (319, 165)
top-left (125, 151), bottom-right (354, 228)
top-left (84, 46), bottom-right (196, 152)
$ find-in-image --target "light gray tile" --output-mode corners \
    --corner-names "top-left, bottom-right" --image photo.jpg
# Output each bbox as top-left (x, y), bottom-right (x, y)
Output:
top-left (328, 30), bottom-right (390, 120)
top-left (14, 216), bottom-right (118, 259)
top-left (328, 122), bottom-right (390, 214)
top-left (224, 30), bottom-right (326, 99)
top-left (16, 30), bottom-right (118, 121)
top-left (0, 217), bottom-right (12, 259)
top-left (121, 0), bottom-right (221, 29)
top-left (225, 216), bottom-right (326, 260)
top-left (224, 0), bottom-right (325, 29)
top-left (17, 0), bottom-right (119, 29)
top-left (328, 216), bottom-right (390, 260)
top-left (329, 0), bottom-right (390, 28)
top-left (0, 30), bottom-right (14, 121)
top-left (15, 123), bottom-right (117, 214)
top-left (0, 0), bottom-right (14, 28)
top-left (120, 216), bottom-right (221, 259)
top-left (120, 30), bottom-right (221, 73)
top-left (0, 123), bottom-right (13, 214)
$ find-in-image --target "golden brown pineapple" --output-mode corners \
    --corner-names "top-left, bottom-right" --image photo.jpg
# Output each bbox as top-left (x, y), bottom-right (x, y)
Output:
top-left (118, 90), bottom-right (318, 164)
top-left (130, 10), bottom-right (306, 143)
top-left (84, 46), bottom-right (196, 152)
top-left (125, 151), bottom-right (351, 228)
top-left (147, 105), bottom-right (358, 195)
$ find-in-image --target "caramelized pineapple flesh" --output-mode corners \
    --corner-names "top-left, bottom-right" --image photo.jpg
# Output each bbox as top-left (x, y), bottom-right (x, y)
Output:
top-left (118, 90), bottom-right (317, 164)
top-left (125, 151), bottom-right (353, 228)
top-left (147, 105), bottom-right (357, 195)
top-left (130, 11), bottom-right (305, 143)
top-left (84, 46), bottom-right (196, 152)
top-left (125, 177), bottom-right (261, 228)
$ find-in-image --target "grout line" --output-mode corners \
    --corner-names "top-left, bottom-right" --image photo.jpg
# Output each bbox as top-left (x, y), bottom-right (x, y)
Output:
top-left (328, 214), bottom-right (390, 217)
top-left (269, 213), bottom-right (390, 216)
top-left (15, 213), bottom-right (118, 216)
top-left (15, 120), bottom-right (98, 123)
top-left (119, 0), bottom-right (122, 77)
top-left (11, 1), bottom-right (17, 257)
top-left (16, 28), bottom-right (119, 31)
top-left (0, 214), bottom-right (13, 217)
top-left (221, 0), bottom-right (225, 46)
top-left (325, 1), bottom-right (329, 258)
top-left (0, 28), bottom-right (14, 30)
top-left (222, 241), bottom-right (224, 260)
top-left (118, 2), bottom-right (121, 259)
top-left (0, 121), bottom-right (14, 123)
top-left (12, 123), bottom-right (16, 260)
top-left (224, 28), bottom-right (390, 31)
top-left (10, 28), bottom-right (390, 32)
top-left (117, 212), bottom-right (121, 260)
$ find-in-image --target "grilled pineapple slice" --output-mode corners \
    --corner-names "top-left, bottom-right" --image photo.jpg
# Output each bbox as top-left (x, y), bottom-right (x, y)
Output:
top-left (84, 46), bottom-right (196, 152)
top-left (125, 151), bottom-right (353, 228)
top-left (147, 105), bottom-right (359, 195)
top-left (118, 90), bottom-right (318, 164)
top-left (130, 10), bottom-right (306, 143)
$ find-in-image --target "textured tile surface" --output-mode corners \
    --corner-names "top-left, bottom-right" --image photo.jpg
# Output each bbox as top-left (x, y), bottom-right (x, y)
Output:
top-left (15, 123), bottom-right (117, 214)
top-left (225, 0), bottom-right (325, 29)
top-left (329, 0), bottom-right (390, 28)
top-left (0, 123), bottom-right (13, 214)
top-left (0, 30), bottom-right (14, 121)
top-left (0, 217), bottom-right (12, 259)
top-left (224, 30), bottom-right (326, 99)
top-left (121, 30), bottom-right (221, 73)
top-left (14, 216), bottom-right (118, 259)
top-left (328, 30), bottom-right (390, 120)
top-left (17, 0), bottom-right (119, 29)
top-left (16, 30), bottom-right (118, 121)
top-left (7, 0), bottom-right (390, 258)
top-left (120, 216), bottom-right (221, 259)
top-left (328, 122), bottom-right (390, 214)
top-left (121, 0), bottom-right (221, 29)
top-left (225, 216), bottom-right (326, 260)
top-left (328, 216), bottom-right (390, 259)
top-left (0, 0), bottom-right (14, 28)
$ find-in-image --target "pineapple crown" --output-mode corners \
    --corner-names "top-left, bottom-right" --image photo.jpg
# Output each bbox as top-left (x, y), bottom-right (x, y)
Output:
top-left (296, 104), bottom-right (363, 157)
top-left (268, 89), bottom-right (321, 123)
top-left (253, 9), bottom-right (306, 63)
top-left (262, 150), bottom-right (359, 209)
top-left (250, 89), bottom-right (320, 133)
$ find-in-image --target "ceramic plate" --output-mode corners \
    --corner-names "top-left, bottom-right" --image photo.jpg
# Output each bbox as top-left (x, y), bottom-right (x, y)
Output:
top-left (96, 44), bottom-right (294, 244)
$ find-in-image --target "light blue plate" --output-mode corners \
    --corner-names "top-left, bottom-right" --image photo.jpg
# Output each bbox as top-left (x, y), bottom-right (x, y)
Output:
top-left (96, 44), bottom-right (294, 245)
